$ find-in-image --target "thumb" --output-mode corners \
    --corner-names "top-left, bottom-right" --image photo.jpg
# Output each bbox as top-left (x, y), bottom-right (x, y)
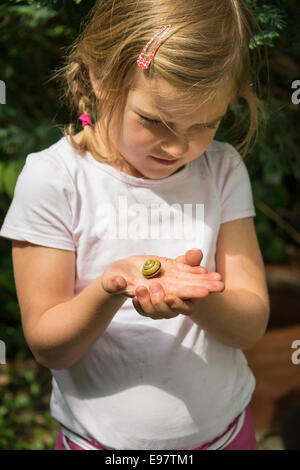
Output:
top-left (185, 248), bottom-right (203, 266)
top-left (103, 275), bottom-right (127, 294)
top-left (176, 249), bottom-right (203, 266)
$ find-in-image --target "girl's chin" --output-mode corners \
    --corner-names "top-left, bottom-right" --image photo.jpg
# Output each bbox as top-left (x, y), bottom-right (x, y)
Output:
top-left (119, 156), bottom-right (184, 179)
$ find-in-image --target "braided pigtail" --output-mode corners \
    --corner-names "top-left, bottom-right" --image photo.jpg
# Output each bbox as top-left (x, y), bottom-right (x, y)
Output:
top-left (61, 59), bottom-right (99, 157)
top-left (57, 56), bottom-right (132, 170)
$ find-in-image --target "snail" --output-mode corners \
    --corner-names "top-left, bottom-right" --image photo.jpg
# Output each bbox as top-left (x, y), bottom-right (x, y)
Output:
top-left (142, 259), bottom-right (161, 279)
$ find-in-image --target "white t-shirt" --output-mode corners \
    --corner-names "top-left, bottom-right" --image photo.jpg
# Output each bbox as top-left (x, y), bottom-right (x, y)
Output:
top-left (0, 136), bottom-right (256, 450)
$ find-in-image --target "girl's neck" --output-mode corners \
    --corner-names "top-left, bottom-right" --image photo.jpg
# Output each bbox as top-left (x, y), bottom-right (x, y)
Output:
top-left (73, 130), bottom-right (141, 176)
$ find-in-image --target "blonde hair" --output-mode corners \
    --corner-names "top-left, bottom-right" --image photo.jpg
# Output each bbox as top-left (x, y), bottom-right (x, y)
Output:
top-left (52, 0), bottom-right (267, 169)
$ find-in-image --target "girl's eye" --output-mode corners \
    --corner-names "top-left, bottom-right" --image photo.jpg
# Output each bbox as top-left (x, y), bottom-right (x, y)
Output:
top-left (203, 123), bottom-right (218, 130)
top-left (139, 115), bottom-right (162, 127)
top-left (194, 122), bottom-right (219, 131)
top-left (138, 114), bottom-right (219, 132)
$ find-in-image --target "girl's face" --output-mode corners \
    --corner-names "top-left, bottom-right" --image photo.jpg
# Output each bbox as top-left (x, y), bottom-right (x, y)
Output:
top-left (107, 70), bottom-right (232, 179)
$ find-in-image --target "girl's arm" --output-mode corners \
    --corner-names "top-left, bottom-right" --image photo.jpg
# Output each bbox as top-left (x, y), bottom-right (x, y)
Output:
top-left (12, 241), bottom-right (127, 370)
top-left (188, 217), bottom-right (270, 349)
top-left (12, 242), bottom-right (223, 370)
top-left (133, 218), bottom-right (269, 350)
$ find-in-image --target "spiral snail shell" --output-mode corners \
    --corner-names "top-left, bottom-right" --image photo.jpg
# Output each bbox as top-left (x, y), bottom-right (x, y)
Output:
top-left (142, 259), bottom-right (161, 279)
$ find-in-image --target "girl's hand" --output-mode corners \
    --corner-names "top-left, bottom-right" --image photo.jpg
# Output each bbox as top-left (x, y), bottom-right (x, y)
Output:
top-left (132, 249), bottom-right (224, 320)
top-left (132, 282), bottom-right (196, 320)
top-left (101, 250), bottom-right (224, 319)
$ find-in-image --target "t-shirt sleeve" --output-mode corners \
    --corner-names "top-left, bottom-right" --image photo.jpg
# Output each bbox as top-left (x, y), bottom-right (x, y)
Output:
top-left (218, 143), bottom-right (256, 224)
top-left (0, 153), bottom-right (76, 251)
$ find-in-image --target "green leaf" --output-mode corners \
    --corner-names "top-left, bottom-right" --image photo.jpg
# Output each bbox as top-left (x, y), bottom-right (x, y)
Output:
top-left (0, 161), bottom-right (5, 193)
top-left (3, 162), bottom-right (23, 198)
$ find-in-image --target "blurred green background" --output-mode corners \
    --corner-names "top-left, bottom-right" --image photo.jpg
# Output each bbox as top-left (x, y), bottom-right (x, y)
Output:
top-left (0, 0), bottom-right (299, 450)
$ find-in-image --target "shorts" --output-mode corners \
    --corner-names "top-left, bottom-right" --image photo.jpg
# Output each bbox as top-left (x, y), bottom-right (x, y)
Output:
top-left (54, 403), bottom-right (257, 451)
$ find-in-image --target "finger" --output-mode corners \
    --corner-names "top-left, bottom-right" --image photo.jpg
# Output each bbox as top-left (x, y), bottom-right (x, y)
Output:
top-left (175, 254), bottom-right (185, 263)
top-left (114, 275), bottom-right (127, 290)
top-left (134, 294), bottom-right (179, 320)
top-left (136, 284), bottom-right (180, 319)
top-left (164, 295), bottom-right (192, 315)
top-left (135, 286), bottom-right (164, 319)
top-left (132, 296), bottom-right (150, 317)
top-left (149, 283), bottom-right (180, 318)
top-left (174, 285), bottom-right (210, 300)
top-left (175, 249), bottom-right (203, 266)
top-left (209, 272), bottom-right (223, 281)
top-left (176, 262), bottom-right (208, 274)
top-left (176, 272), bottom-right (225, 291)
top-left (103, 275), bottom-right (127, 294)
top-left (191, 279), bottom-right (224, 294)
top-left (135, 286), bottom-right (152, 313)
top-left (175, 280), bottom-right (225, 299)
top-left (173, 270), bottom-right (223, 282)
top-left (185, 249), bottom-right (203, 266)
top-left (133, 296), bottom-right (180, 320)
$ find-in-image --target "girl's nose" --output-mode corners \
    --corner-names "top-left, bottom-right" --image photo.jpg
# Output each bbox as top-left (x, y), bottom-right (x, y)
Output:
top-left (160, 133), bottom-right (189, 158)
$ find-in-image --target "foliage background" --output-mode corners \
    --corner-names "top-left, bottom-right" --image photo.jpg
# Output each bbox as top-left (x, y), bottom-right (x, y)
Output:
top-left (0, 0), bottom-right (299, 450)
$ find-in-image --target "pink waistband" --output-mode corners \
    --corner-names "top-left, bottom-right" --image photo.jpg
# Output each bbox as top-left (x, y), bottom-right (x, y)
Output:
top-left (58, 404), bottom-right (252, 451)
top-left (192, 408), bottom-right (245, 450)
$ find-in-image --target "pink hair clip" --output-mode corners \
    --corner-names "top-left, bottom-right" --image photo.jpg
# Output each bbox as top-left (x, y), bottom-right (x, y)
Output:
top-left (79, 113), bottom-right (92, 128)
top-left (137, 25), bottom-right (172, 70)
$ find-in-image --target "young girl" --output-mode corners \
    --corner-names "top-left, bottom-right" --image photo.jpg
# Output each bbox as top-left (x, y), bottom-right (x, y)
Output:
top-left (0, 0), bottom-right (270, 450)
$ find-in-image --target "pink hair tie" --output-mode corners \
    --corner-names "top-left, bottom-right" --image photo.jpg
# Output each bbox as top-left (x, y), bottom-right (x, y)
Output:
top-left (137, 25), bottom-right (172, 70)
top-left (79, 113), bottom-right (92, 128)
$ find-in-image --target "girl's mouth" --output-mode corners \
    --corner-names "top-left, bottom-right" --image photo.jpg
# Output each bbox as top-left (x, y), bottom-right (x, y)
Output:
top-left (150, 156), bottom-right (179, 166)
